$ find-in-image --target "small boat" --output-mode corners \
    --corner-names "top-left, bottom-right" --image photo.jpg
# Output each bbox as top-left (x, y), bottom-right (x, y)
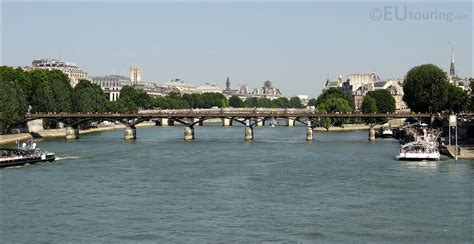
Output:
top-left (270, 118), bottom-right (278, 127)
top-left (380, 128), bottom-right (394, 138)
top-left (0, 142), bottom-right (55, 168)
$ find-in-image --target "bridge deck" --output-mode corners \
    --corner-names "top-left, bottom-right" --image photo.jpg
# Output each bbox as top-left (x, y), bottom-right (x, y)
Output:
top-left (26, 108), bottom-right (433, 120)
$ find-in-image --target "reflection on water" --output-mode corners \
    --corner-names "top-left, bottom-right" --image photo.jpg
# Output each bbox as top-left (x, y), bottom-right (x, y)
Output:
top-left (400, 160), bottom-right (439, 174)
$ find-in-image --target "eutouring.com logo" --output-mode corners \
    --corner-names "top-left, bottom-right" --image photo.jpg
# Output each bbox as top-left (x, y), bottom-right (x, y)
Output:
top-left (369, 6), bottom-right (468, 22)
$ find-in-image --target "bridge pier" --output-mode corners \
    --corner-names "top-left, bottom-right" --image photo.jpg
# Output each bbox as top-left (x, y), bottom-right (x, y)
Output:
top-left (306, 121), bottom-right (313, 141)
top-left (245, 126), bottom-right (254, 140)
top-left (161, 118), bottom-right (175, 126)
top-left (368, 127), bottom-right (376, 141)
top-left (256, 117), bottom-right (265, 127)
top-left (287, 117), bottom-right (295, 127)
top-left (161, 118), bottom-right (169, 126)
top-left (65, 126), bottom-right (79, 140)
top-left (184, 126), bottom-right (194, 140)
top-left (222, 118), bottom-right (233, 126)
top-left (306, 127), bottom-right (314, 141)
top-left (124, 125), bottom-right (137, 140)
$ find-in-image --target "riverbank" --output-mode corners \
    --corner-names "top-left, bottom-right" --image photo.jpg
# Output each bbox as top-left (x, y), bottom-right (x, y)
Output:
top-left (314, 124), bottom-right (382, 132)
top-left (0, 122), bottom-right (156, 145)
top-left (443, 145), bottom-right (474, 160)
top-left (0, 133), bottom-right (33, 146)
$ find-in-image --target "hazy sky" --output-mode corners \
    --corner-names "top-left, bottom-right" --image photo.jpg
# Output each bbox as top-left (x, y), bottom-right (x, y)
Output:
top-left (2, 1), bottom-right (472, 97)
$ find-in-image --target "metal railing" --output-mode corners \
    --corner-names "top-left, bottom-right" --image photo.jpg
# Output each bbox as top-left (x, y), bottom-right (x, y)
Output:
top-left (26, 108), bottom-right (433, 119)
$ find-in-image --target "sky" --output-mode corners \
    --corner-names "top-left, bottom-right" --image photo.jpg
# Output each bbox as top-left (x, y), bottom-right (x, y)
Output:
top-left (1, 1), bottom-right (472, 97)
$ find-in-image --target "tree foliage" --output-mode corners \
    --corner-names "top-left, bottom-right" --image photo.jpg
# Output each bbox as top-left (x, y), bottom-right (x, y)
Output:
top-left (316, 88), bottom-right (353, 109)
top-left (446, 84), bottom-right (470, 113)
top-left (317, 97), bottom-right (353, 113)
top-left (289, 96), bottom-right (304, 108)
top-left (361, 96), bottom-right (378, 114)
top-left (228, 95), bottom-right (244, 108)
top-left (308, 98), bottom-right (317, 107)
top-left (72, 80), bottom-right (107, 112)
top-left (403, 64), bottom-right (449, 113)
top-left (0, 67), bottom-right (28, 133)
top-left (365, 90), bottom-right (395, 113)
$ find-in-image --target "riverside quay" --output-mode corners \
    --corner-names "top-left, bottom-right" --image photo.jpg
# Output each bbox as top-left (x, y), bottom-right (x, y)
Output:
top-left (26, 108), bottom-right (433, 141)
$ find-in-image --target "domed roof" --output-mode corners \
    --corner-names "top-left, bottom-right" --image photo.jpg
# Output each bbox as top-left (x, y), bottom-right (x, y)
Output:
top-left (264, 80), bottom-right (273, 89)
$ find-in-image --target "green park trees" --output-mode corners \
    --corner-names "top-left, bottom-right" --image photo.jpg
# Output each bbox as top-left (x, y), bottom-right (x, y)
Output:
top-left (403, 64), bottom-right (448, 113)
top-left (0, 67), bottom-right (28, 133)
top-left (446, 84), bottom-right (470, 113)
top-left (361, 96), bottom-right (377, 114)
top-left (315, 88), bottom-right (353, 113)
top-left (403, 64), bottom-right (470, 113)
top-left (314, 88), bottom-right (353, 128)
top-left (72, 80), bottom-right (107, 112)
top-left (228, 95), bottom-right (244, 108)
top-left (365, 90), bottom-right (396, 113)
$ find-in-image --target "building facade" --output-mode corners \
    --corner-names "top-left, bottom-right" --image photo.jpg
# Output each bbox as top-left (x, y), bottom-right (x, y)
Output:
top-left (27, 58), bottom-right (89, 87)
top-left (323, 72), bottom-right (409, 112)
top-left (91, 75), bottom-right (133, 101)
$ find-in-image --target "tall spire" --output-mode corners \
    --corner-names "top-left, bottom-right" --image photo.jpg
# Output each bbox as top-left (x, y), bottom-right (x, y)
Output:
top-left (226, 76), bottom-right (230, 90)
top-left (449, 44), bottom-right (455, 77)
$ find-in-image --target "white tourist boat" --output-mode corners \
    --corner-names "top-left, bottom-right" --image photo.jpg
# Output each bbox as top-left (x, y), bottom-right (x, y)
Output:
top-left (0, 142), bottom-right (55, 168)
top-left (396, 132), bottom-right (440, 161)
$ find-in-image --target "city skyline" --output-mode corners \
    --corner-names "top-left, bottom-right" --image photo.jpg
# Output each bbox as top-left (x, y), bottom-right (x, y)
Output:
top-left (2, 2), bottom-right (472, 96)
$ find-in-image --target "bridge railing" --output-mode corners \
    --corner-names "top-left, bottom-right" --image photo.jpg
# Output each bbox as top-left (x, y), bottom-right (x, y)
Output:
top-left (26, 108), bottom-right (433, 119)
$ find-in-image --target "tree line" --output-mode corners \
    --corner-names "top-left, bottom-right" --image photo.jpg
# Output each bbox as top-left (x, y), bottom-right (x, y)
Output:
top-left (1, 64), bottom-right (472, 133)
top-left (0, 66), bottom-right (305, 133)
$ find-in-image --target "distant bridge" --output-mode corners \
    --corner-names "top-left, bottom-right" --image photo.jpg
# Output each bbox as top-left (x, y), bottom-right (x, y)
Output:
top-left (26, 108), bottom-right (434, 141)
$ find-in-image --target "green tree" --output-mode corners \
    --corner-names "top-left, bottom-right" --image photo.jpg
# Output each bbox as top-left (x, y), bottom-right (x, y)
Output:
top-left (447, 84), bottom-right (470, 113)
top-left (317, 97), bottom-right (353, 127)
top-left (72, 80), bottom-right (107, 112)
top-left (29, 70), bottom-right (54, 112)
top-left (403, 64), bottom-right (449, 113)
top-left (49, 70), bottom-right (73, 112)
top-left (308, 98), bottom-right (317, 107)
top-left (317, 97), bottom-right (353, 113)
top-left (243, 97), bottom-right (258, 108)
top-left (361, 96), bottom-right (378, 113)
top-left (0, 67), bottom-right (28, 133)
top-left (182, 94), bottom-right (195, 108)
top-left (289, 96), bottom-right (304, 108)
top-left (271, 97), bottom-right (289, 108)
top-left (316, 88), bottom-right (353, 108)
top-left (256, 98), bottom-right (272, 108)
top-left (366, 90), bottom-right (395, 113)
top-left (228, 95), bottom-right (243, 108)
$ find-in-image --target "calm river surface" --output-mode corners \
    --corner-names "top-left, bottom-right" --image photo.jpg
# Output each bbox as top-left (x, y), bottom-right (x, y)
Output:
top-left (1, 126), bottom-right (472, 242)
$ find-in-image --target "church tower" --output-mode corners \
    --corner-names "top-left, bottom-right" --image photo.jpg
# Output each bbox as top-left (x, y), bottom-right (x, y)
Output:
top-left (449, 46), bottom-right (455, 78)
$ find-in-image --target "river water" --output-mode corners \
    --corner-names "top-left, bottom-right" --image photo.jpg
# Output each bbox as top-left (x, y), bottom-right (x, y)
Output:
top-left (0, 126), bottom-right (472, 242)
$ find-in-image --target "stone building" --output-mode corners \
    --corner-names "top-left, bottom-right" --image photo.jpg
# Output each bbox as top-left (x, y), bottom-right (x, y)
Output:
top-left (323, 75), bottom-right (343, 91)
top-left (323, 72), bottom-right (409, 112)
top-left (91, 75), bottom-right (132, 101)
top-left (27, 58), bottom-right (89, 87)
top-left (374, 79), bottom-right (408, 111)
top-left (159, 79), bottom-right (197, 94)
top-left (196, 83), bottom-right (222, 94)
top-left (251, 80), bottom-right (282, 100)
